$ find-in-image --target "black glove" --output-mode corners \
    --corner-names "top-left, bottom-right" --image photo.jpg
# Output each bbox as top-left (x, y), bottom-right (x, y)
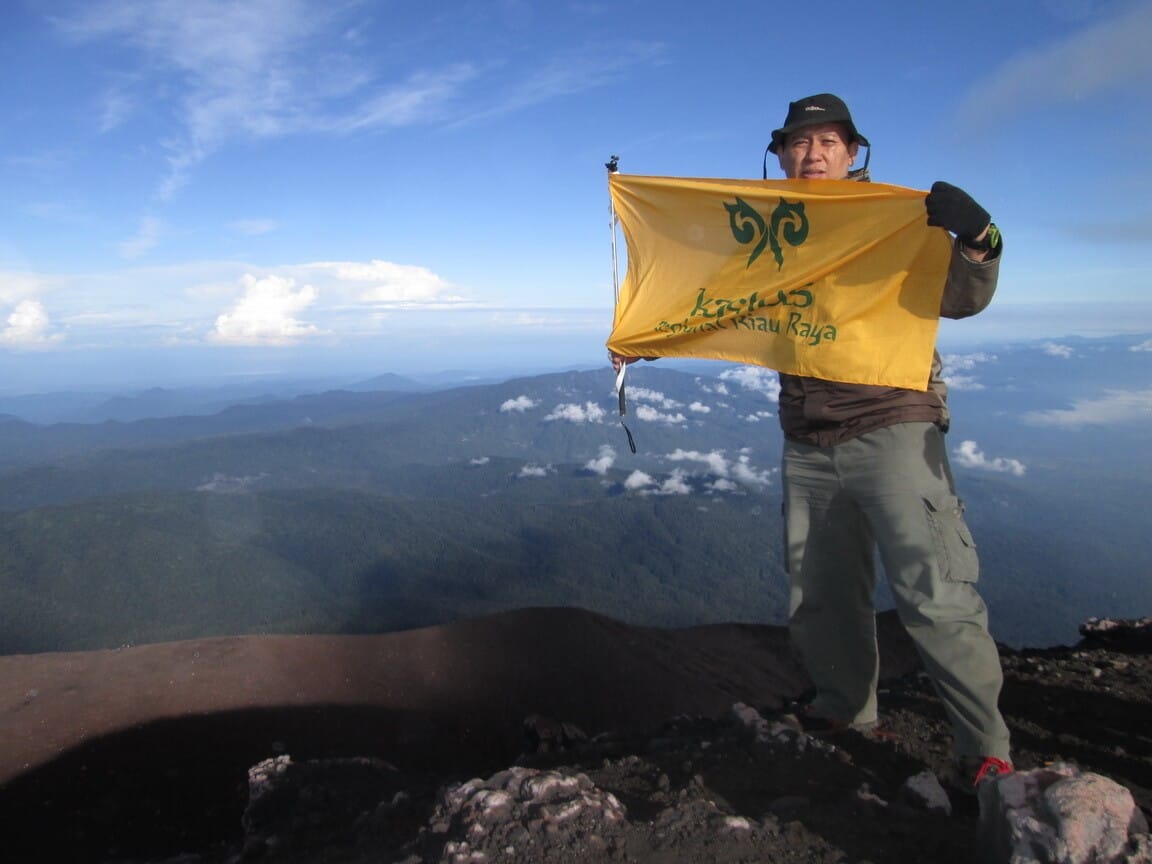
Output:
top-left (925, 181), bottom-right (990, 245)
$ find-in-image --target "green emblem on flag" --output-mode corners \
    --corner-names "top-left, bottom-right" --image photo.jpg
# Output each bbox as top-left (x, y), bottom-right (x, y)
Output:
top-left (725, 197), bottom-right (809, 270)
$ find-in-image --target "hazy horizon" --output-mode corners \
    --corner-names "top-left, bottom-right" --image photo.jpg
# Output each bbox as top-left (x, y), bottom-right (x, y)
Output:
top-left (1, 303), bottom-right (1148, 396)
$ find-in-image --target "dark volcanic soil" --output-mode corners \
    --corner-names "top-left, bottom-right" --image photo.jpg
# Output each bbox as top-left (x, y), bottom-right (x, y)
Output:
top-left (1, 614), bottom-right (1149, 863)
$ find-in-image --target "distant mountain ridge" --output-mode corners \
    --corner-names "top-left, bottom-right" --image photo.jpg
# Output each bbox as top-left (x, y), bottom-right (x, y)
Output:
top-left (0, 336), bottom-right (1148, 653)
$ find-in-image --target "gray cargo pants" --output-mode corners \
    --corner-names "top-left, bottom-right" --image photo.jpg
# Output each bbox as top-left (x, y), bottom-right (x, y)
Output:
top-left (783, 421), bottom-right (1010, 760)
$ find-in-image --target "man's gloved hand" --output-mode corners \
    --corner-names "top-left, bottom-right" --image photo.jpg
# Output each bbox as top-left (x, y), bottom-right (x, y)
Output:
top-left (925, 181), bottom-right (990, 245)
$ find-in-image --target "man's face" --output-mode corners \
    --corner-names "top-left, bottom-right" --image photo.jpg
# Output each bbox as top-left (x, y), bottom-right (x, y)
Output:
top-left (777, 123), bottom-right (859, 180)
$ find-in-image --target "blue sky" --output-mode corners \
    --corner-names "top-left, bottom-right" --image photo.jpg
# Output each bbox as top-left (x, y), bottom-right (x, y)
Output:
top-left (2, 0), bottom-right (1151, 391)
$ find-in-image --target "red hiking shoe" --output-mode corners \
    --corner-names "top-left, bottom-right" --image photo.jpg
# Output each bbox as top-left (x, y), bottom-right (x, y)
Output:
top-left (969, 756), bottom-right (1014, 786)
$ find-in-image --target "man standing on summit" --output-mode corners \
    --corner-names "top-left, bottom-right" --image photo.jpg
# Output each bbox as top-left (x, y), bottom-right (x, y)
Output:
top-left (611, 93), bottom-right (1012, 785)
top-left (767, 93), bottom-right (1012, 785)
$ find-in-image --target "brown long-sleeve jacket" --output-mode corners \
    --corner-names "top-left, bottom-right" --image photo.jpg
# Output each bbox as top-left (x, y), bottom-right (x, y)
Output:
top-left (777, 239), bottom-right (1001, 447)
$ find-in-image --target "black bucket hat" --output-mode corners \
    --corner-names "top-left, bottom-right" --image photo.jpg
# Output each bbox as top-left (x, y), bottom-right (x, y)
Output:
top-left (768, 93), bottom-right (869, 154)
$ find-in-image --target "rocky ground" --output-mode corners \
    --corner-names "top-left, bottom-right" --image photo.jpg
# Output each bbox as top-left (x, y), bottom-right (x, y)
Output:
top-left (2, 616), bottom-right (1150, 863)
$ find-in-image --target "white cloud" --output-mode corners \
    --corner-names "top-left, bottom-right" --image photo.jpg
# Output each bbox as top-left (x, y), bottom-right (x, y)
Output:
top-left (665, 448), bottom-right (772, 489)
top-left (952, 440), bottom-right (1026, 477)
top-left (635, 404), bottom-right (686, 424)
top-left (656, 469), bottom-right (692, 496)
top-left (196, 472), bottom-right (265, 492)
top-left (338, 65), bottom-right (478, 132)
top-left (56, 2), bottom-right (478, 197)
top-left (731, 455), bottom-right (773, 488)
top-left (942, 352), bottom-right (996, 389)
top-left (500, 395), bottom-right (539, 413)
top-left (449, 42), bottom-right (666, 127)
top-left (1131, 339), bottom-right (1152, 352)
top-left (545, 402), bottom-right (607, 423)
top-left (584, 445), bottom-right (616, 475)
top-left (118, 216), bottom-right (163, 259)
top-left (719, 366), bottom-right (780, 402)
top-left (56, 3), bottom-right (661, 201)
top-left (943, 374), bottom-right (985, 391)
top-left (480, 310), bottom-right (606, 332)
top-left (958, 1), bottom-right (1152, 127)
top-left (630, 387), bottom-right (683, 409)
top-left (469, 456), bottom-right (490, 466)
top-left (668, 448), bottom-right (730, 477)
top-left (4, 261), bottom-right (354, 349)
top-left (98, 87), bottom-right (133, 132)
top-left (0, 270), bottom-right (49, 306)
top-left (309, 260), bottom-right (462, 305)
top-left (700, 381), bottom-right (730, 395)
top-left (518, 463), bottom-right (552, 478)
top-left (1043, 342), bottom-right (1075, 358)
top-left (0, 258), bottom-right (611, 353)
top-left (743, 410), bottom-right (774, 422)
top-left (624, 470), bottom-right (655, 490)
top-left (507, 312), bottom-right (551, 326)
top-left (208, 273), bottom-right (320, 345)
top-left (942, 352), bottom-right (997, 371)
top-left (688, 401), bottom-right (711, 413)
top-left (1023, 389), bottom-right (1152, 427)
top-left (247, 260), bottom-right (467, 313)
top-left (0, 300), bottom-right (62, 347)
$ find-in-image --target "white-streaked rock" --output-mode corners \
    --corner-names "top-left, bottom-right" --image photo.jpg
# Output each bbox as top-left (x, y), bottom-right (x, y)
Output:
top-left (978, 763), bottom-right (1151, 864)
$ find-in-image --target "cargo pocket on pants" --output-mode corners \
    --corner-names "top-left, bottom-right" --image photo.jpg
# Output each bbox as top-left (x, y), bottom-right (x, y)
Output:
top-left (924, 495), bottom-right (979, 583)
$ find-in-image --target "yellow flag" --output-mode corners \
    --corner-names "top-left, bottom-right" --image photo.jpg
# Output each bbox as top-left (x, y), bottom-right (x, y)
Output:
top-left (606, 174), bottom-right (953, 391)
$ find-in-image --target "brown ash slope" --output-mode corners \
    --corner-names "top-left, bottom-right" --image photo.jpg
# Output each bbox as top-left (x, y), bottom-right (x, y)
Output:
top-left (0, 609), bottom-right (1149, 863)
